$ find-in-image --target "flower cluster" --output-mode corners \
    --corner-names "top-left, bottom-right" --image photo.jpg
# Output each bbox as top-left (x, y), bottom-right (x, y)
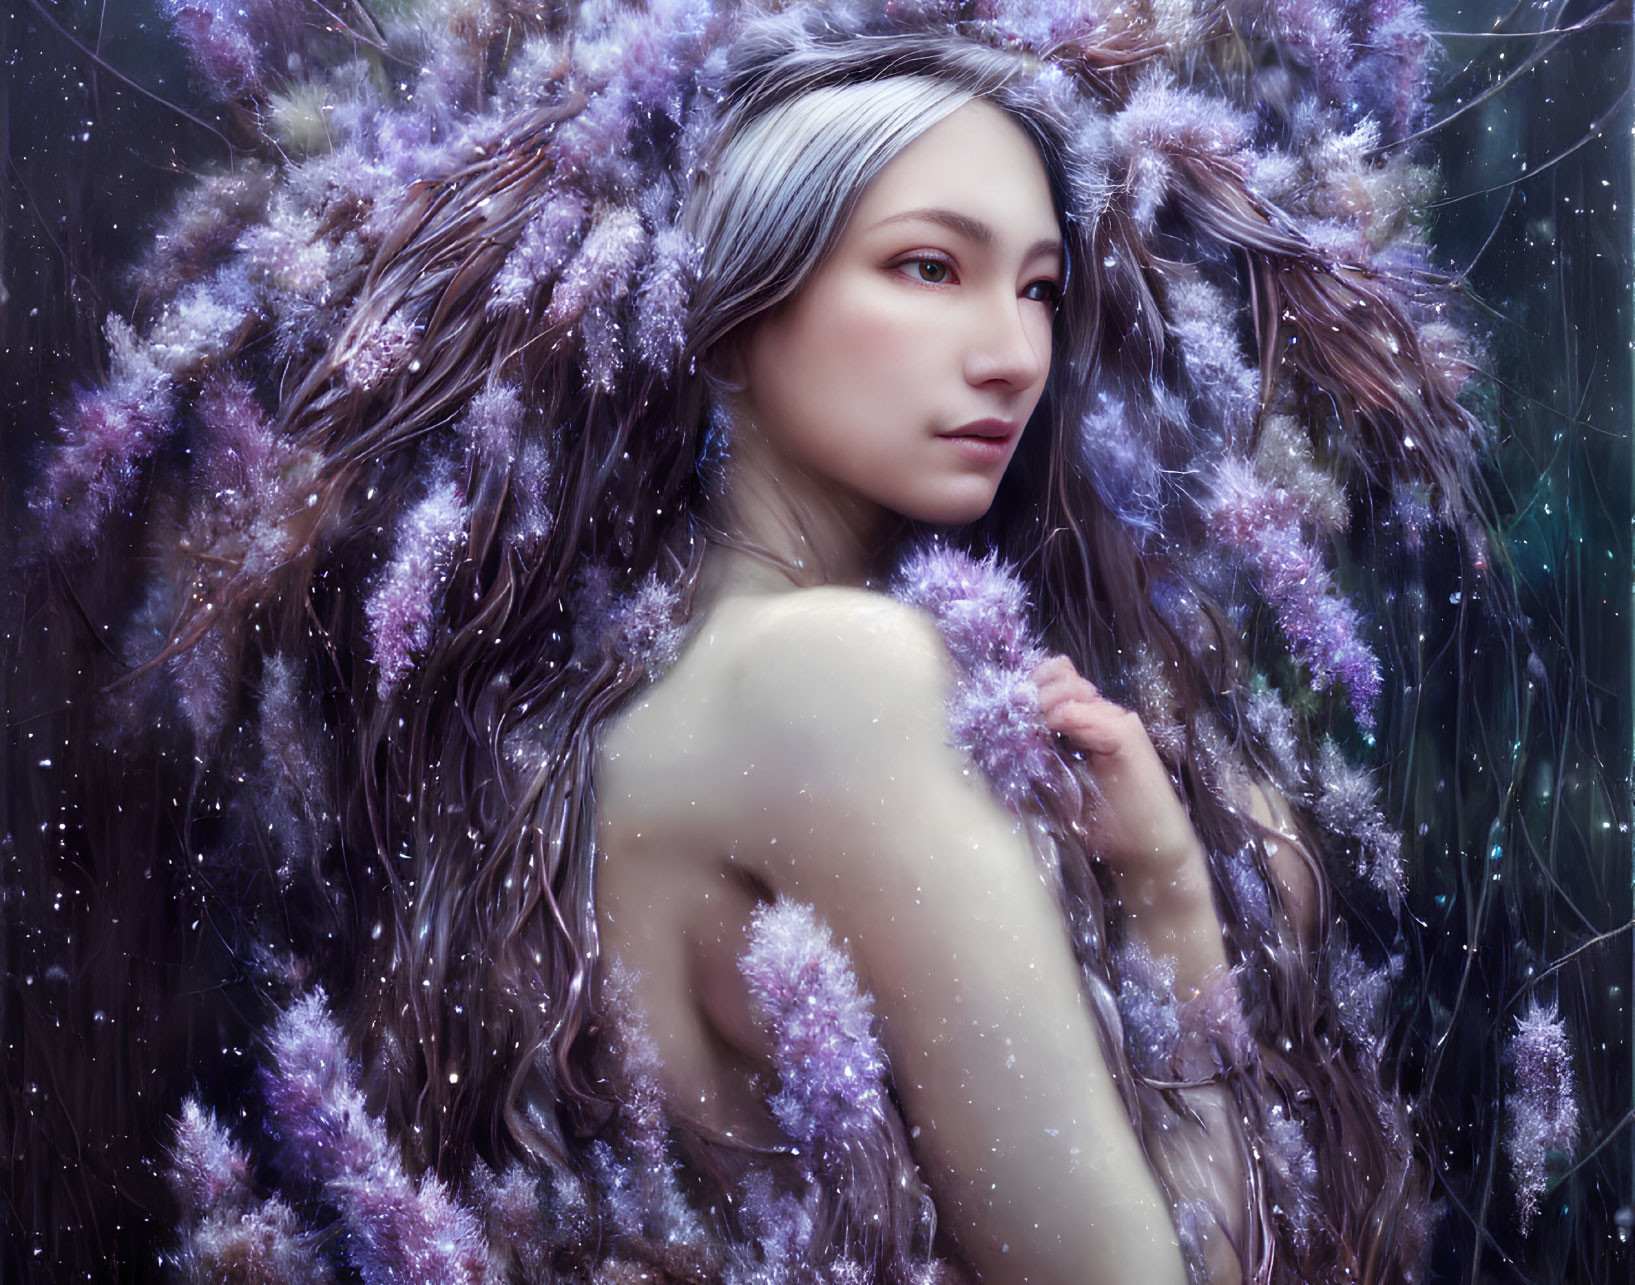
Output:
top-left (893, 545), bottom-right (1061, 811)
top-left (739, 898), bottom-right (890, 1149)
top-left (1504, 1001), bottom-right (1580, 1232)
top-left (1205, 457), bottom-right (1383, 727)
top-left (261, 991), bottom-right (489, 1284)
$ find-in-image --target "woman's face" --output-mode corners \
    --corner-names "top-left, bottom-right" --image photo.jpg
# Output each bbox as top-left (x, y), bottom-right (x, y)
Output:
top-left (733, 98), bottom-right (1063, 528)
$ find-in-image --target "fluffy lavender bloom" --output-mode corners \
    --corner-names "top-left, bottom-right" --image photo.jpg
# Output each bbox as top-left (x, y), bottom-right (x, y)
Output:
top-left (947, 664), bottom-right (1058, 811)
top-left (345, 313), bottom-right (420, 390)
top-left (1109, 75), bottom-right (1251, 229)
top-left (458, 383), bottom-right (525, 457)
top-left (170, 623), bottom-right (231, 746)
top-left (262, 990), bottom-right (487, 1283)
top-left (1261, 1101), bottom-right (1319, 1245)
top-left (724, 1170), bottom-right (814, 1285)
top-left (471, 1163), bottom-right (558, 1284)
top-left (1313, 739), bottom-right (1379, 836)
top-left (633, 219), bottom-right (701, 371)
top-left (1505, 1001), bottom-right (1580, 1232)
top-left (169, 1098), bottom-right (255, 1219)
top-left (1242, 686), bottom-right (1303, 789)
top-left (510, 436), bottom-right (554, 551)
top-left (196, 372), bottom-right (281, 499)
top-left (580, 305), bottom-right (629, 392)
top-left (175, 1199), bottom-right (334, 1285)
top-left (1205, 459), bottom-right (1381, 723)
top-left (740, 899), bottom-right (889, 1149)
top-left (606, 574), bottom-right (686, 674)
top-left (366, 472), bottom-right (467, 700)
top-left (1254, 413), bottom-right (1348, 535)
top-left (1165, 278), bottom-right (1260, 439)
top-left (1327, 938), bottom-right (1390, 1052)
top-left (1352, 0), bottom-right (1434, 138)
top-left (547, 205), bottom-right (647, 327)
top-left (238, 198), bottom-right (332, 300)
top-left (1222, 844), bottom-right (1274, 934)
top-left (490, 192), bottom-right (587, 315)
top-left (166, 1), bottom-right (264, 99)
top-left (35, 316), bottom-right (176, 551)
top-left (1115, 940), bottom-right (1181, 1076)
top-left (1205, 456), bottom-right (1309, 545)
top-left (1258, 0), bottom-right (1352, 104)
top-left (984, 0), bottom-right (1106, 51)
top-left (261, 654), bottom-right (327, 810)
top-left (893, 545), bottom-right (1039, 672)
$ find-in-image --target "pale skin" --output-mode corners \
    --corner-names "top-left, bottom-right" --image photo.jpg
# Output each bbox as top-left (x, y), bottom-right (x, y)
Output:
top-left (596, 99), bottom-right (1314, 1284)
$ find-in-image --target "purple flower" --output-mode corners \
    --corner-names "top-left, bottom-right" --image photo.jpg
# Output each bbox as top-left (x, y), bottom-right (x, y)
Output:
top-left (724, 1170), bottom-right (815, 1285)
top-left (260, 653), bottom-right (327, 812)
top-left (344, 313), bottom-right (420, 390)
top-left (458, 383), bottom-right (526, 458)
top-left (1327, 938), bottom-right (1390, 1052)
top-left (893, 546), bottom-right (1063, 811)
top-left (982, 0), bottom-right (1107, 51)
top-left (34, 316), bottom-right (176, 552)
top-left (1109, 75), bottom-right (1251, 229)
top-left (739, 899), bottom-right (889, 1149)
top-left (490, 192), bottom-right (588, 316)
top-left (262, 991), bottom-right (488, 1284)
top-left (605, 574), bottom-right (686, 674)
top-left (1165, 278), bottom-right (1260, 439)
top-left (1313, 741), bottom-right (1402, 903)
top-left (166, 0), bottom-right (263, 99)
top-left (1504, 1001), bottom-right (1580, 1232)
top-left (547, 205), bottom-right (647, 328)
top-left (1261, 1101), bottom-right (1319, 1245)
top-left (1205, 459), bottom-right (1382, 724)
top-left (1115, 940), bottom-right (1181, 1076)
top-left (365, 472), bottom-right (467, 700)
top-left (893, 545), bottom-right (1039, 673)
top-left (633, 219), bottom-right (700, 372)
top-left (947, 664), bottom-right (1058, 812)
top-left (169, 1098), bottom-right (255, 1219)
top-left (238, 197), bottom-right (331, 300)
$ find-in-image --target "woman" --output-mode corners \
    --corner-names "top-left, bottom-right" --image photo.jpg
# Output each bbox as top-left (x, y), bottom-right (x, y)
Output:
top-left (21, 1), bottom-right (1475, 1281)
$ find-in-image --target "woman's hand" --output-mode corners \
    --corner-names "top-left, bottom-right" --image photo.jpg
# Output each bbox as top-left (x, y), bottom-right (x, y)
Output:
top-left (1032, 655), bottom-right (1227, 987)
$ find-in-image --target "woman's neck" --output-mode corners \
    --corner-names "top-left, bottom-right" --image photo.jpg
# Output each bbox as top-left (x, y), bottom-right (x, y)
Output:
top-left (698, 419), bottom-right (899, 603)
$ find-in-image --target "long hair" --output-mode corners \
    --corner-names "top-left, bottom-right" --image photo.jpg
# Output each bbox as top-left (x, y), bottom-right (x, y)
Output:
top-left (17, 1), bottom-right (1483, 1280)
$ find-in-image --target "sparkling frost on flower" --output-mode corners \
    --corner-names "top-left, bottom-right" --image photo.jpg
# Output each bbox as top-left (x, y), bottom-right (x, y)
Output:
top-left (262, 991), bottom-right (487, 1284)
top-left (366, 472), bottom-right (467, 700)
top-left (894, 545), bottom-right (1040, 673)
top-left (739, 899), bottom-right (888, 1148)
top-left (1505, 1000), bottom-right (1580, 1232)
top-left (1314, 741), bottom-right (1403, 904)
top-left (1108, 75), bottom-right (1250, 229)
top-left (34, 316), bottom-right (176, 551)
top-left (894, 546), bottom-right (1059, 810)
top-left (1205, 457), bottom-right (1382, 725)
top-left (546, 205), bottom-right (647, 327)
top-left (491, 191), bottom-right (587, 315)
top-left (345, 313), bottom-right (420, 390)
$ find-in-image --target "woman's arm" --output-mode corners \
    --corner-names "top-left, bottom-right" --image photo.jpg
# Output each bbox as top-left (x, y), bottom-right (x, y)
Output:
top-left (727, 590), bottom-right (1188, 1285)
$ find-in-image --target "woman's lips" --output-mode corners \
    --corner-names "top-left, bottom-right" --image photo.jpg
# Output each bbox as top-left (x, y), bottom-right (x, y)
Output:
top-left (939, 419), bottom-right (1017, 464)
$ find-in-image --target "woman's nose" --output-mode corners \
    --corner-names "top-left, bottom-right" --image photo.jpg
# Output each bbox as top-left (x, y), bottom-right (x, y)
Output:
top-left (963, 294), bottom-right (1050, 391)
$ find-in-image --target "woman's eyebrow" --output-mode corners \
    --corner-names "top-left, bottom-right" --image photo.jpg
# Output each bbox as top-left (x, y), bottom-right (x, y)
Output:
top-left (872, 206), bottom-right (1062, 265)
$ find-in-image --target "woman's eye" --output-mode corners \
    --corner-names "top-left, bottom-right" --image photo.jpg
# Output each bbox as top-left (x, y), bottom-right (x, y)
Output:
top-left (904, 259), bottom-right (951, 284)
top-left (1024, 279), bottom-right (1062, 307)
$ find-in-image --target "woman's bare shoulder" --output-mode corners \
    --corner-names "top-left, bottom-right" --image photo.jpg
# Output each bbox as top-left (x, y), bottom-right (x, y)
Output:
top-left (711, 586), bottom-right (953, 726)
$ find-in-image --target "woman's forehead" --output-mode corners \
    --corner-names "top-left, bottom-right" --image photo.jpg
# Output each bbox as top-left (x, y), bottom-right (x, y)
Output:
top-left (847, 99), bottom-right (1061, 254)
